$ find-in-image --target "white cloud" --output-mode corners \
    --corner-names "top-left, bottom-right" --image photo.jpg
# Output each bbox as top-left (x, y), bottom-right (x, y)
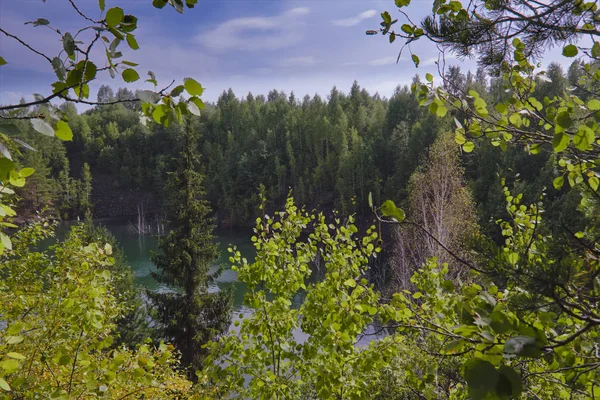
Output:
top-left (368, 56), bottom-right (400, 66)
top-left (196, 8), bottom-right (310, 51)
top-left (279, 56), bottom-right (318, 67)
top-left (332, 9), bottom-right (377, 27)
top-left (286, 7), bottom-right (310, 16)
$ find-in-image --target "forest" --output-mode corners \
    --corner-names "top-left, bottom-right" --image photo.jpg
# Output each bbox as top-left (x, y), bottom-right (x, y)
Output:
top-left (0, 0), bottom-right (599, 399)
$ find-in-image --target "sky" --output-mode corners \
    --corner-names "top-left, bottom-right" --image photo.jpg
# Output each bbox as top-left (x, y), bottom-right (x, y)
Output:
top-left (0, 0), bottom-right (573, 107)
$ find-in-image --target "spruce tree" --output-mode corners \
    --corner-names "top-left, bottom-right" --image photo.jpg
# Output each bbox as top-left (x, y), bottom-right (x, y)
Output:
top-left (149, 119), bottom-right (232, 379)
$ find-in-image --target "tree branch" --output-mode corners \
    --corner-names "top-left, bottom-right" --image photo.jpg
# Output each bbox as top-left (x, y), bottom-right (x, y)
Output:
top-left (0, 28), bottom-right (52, 63)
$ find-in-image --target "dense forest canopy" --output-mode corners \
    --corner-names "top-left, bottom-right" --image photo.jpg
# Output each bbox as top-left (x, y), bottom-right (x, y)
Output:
top-left (0, 0), bottom-right (599, 398)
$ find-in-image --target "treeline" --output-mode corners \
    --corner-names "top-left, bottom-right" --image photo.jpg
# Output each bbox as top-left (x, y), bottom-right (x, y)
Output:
top-left (14, 62), bottom-right (584, 237)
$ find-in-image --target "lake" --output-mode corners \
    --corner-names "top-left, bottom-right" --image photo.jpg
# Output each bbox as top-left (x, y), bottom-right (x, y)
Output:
top-left (51, 218), bottom-right (384, 344)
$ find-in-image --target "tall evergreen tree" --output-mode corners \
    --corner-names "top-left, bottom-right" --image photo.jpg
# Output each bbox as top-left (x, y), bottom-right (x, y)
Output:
top-left (78, 162), bottom-right (93, 217)
top-left (149, 119), bottom-right (232, 379)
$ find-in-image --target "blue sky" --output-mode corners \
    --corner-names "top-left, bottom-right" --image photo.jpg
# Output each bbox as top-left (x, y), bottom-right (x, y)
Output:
top-left (0, 0), bottom-right (572, 106)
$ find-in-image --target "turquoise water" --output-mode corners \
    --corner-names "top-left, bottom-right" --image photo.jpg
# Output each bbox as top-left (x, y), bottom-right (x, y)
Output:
top-left (51, 219), bottom-right (254, 312)
top-left (51, 219), bottom-right (383, 344)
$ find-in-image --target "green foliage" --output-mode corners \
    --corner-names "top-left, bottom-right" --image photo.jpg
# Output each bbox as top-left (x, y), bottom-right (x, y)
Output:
top-left (204, 196), bottom-right (398, 399)
top-left (370, 1), bottom-right (600, 397)
top-left (0, 0), bottom-right (209, 251)
top-left (149, 119), bottom-right (232, 379)
top-left (67, 82), bottom-right (438, 225)
top-left (0, 222), bottom-right (191, 397)
top-left (80, 219), bottom-right (158, 348)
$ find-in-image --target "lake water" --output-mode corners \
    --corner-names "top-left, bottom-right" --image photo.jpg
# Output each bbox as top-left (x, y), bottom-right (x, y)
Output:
top-left (52, 219), bottom-right (384, 344)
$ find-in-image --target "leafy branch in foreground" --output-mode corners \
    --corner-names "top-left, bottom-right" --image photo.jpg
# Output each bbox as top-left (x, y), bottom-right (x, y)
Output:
top-left (0, 0), bottom-right (207, 254)
top-left (0, 222), bottom-right (192, 396)
top-left (363, 0), bottom-right (600, 397)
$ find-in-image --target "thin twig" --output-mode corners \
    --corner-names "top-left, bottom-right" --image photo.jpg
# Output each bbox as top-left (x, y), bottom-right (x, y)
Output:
top-left (0, 28), bottom-right (52, 63)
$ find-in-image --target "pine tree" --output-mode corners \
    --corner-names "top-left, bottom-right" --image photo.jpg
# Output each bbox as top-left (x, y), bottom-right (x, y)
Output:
top-left (78, 162), bottom-right (93, 217)
top-left (149, 119), bottom-right (232, 379)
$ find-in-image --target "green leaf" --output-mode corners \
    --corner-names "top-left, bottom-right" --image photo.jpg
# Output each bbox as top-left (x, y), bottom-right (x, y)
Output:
top-left (122, 68), bottom-right (140, 82)
top-left (31, 119), bottom-right (54, 136)
top-left (138, 90), bottom-right (160, 104)
top-left (54, 120), bottom-right (73, 141)
top-left (588, 176), bottom-right (599, 191)
top-left (19, 168), bottom-right (35, 178)
top-left (411, 54), bottom-right (420, 67)
top-left (25, 18), bottom-right (50, 27)
top-left (381, 11), bottom-right (392, 24)
top-left (0, 158), bottom-right (15, 178)
top-left (368, 192), bottom-right (373, 208)
top-left (0, 232), bottom-right (12, 251)
top-left (436, 103), bottom-right (447, 117)
top-left (395, 0), bottom-right (411, 6)
top-left (153, 0), bottom-right (168, 8)
top-left (73, 83), bottom-right (89, 99)
top-left (0, 57), bottom-right (6, 66)
top-left (490, 310), bottom-right (512, 334)
top-left (126, 34), bottom-right (139, 50)
top-left (0, 123), bottom-right (19, 137)
top-left (509, 112), bottom-right (522, 127)
top-left (152, 105), bottom-right (166, 123)
top-left (480, 330), bottom-right (495, 343)
top-left (51, 57), bottom-right (66, 81)
top-left (0, 378), bottom-right (10, 392)
top-left (425, 73), bottom-right (433, 82)
top-left (99, 0), bottom-right (105, 11)
top-left (187, 100), bottom-right (201, 116)
top-left (171, 85), bottom-right (185, 97)
top-left (189, 96), bottom-right (205, 111)
top-left (553, 176), bottom-right (564, 190)
top-left (496, 366), bottom-right (522, 398)
top-left (441, 280), bottom-right (454, 292)
top-left (474, 97), bottom-right (488, 117)
top-left (184, 77), bottom-right (204, 96)
top-left (587, 99), bottom-right (600, 110)
top-left (504, 335), bottom-right (542, 357)
top-left (593, 41), bottom-right (600, 58)
top-left (6, 336), bottom-right (23, 345)
top-left (552, 132), bottom-right (569, 152)
top-left (573, 126), bottom-right (594, 150)
top-left (0, 143), bottom-right (11, 160)
top-left (344, 278), bottom-right (357, 287)
top-left (462, 141), bottom-right (474, 152)
top-left (9, 170), bottom-right (25, 187)
top-left (380, 199), bottom-right (405, 222)
top-left (58, 355), bottom-right (71, 366)
top-left (528, 97), bottom-right (543, 111)
top-left (401, 24), bottom-right (413, 35)
top-left (562, 44), bottom-right (578, 57)
top-left (63, 32), bottom-right (75, 57)
top-left (441, 340), bottom-right (464, 355)
top-left (495, 103), bottom-right (507, 114)
top-left (82, 61), bottom-right (97, 81)
top-left (463, 358), bottom-right (499, 395)
top-left (6, 352), bottom-right (25, 360)
top-left (106, 7), bottom-right (124, 27)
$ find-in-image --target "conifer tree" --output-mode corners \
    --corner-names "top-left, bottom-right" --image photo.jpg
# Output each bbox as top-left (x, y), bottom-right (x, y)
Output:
top-left (78, 162), bottom-right (93, 216)
top-left (149, 119), bottom-right (232, 379)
